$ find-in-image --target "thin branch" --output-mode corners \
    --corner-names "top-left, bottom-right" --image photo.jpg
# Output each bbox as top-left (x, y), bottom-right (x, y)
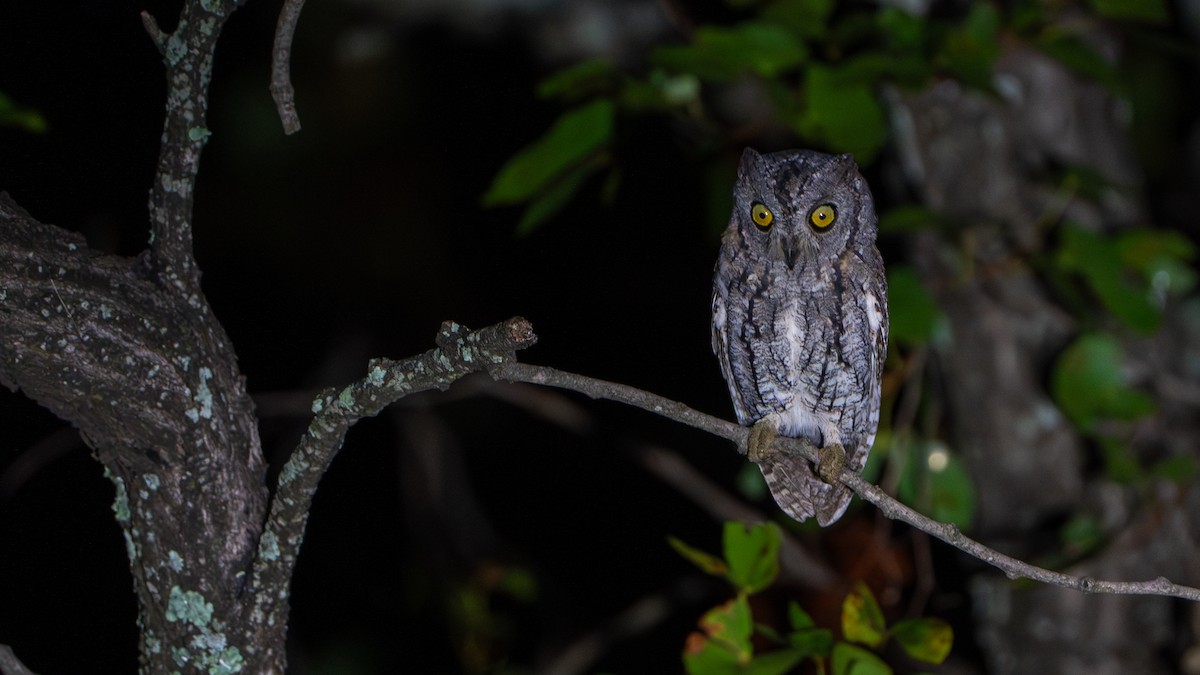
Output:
top-left (245, 316), bottom-right (1198, 621)
top-left (248, 318), bottom-right (537, 630)
top-left (492, 361), bottom-right (1200, 602)
top-left (270, 0), bottom-right (307, 134)
top-left (143, 1), bottom-right (241, 293)
top-left (457, 377), bottom-right (837, 588)
top-left (139, 11), bottom-right (166, 56)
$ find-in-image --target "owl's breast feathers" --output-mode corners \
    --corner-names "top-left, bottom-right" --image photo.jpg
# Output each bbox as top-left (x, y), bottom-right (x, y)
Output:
top-left (712, 248), bottom-right (887, 453)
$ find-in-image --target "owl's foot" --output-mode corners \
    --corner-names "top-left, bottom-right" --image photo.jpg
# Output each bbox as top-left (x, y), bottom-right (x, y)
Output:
top-left (816, 442), bottom-right (847, 486)
top-left (746, 420), bottom-right (777, 463)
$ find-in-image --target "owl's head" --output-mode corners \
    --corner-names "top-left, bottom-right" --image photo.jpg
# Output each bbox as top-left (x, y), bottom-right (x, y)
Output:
top-left (730, 148), bottom-right (877, 270)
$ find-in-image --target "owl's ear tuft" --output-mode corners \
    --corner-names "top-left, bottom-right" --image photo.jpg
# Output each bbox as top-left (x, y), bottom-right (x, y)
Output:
top-left (739, 147), bottom-right (766, 178)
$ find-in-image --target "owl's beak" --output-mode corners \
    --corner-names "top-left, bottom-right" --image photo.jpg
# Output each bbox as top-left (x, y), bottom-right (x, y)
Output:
top-left (780, 234), bottom-right (799, 269)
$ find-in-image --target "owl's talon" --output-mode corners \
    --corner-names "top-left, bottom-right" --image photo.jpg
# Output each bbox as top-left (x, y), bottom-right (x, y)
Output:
top-left (817, 443), bottom-right (846, 486)
top-left (746, 421), bottom-right (777, 463)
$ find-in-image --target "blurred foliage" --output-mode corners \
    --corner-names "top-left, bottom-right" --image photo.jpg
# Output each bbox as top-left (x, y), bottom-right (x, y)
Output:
top-left (483, 0), bottom-right (1178, 231)
top-left (884, 266), bottom-right (942, 348)
top-left (482, 99), bottom-right (614, 234)
top-left (675, 522), bottom-right (952, 674)
top-left (0, 91), bottom-right (47, 133)
top-left (483, 0), bottom-right (1039, 231)
top-left (439, 563), bottom-right (538, 674)
top-left (1053, 223), bottom-right (1196, 334)
top-left (1051, 332), bottom-right (1154, 432)
top-left (485, 4), bottom-right (1196, 659)
top-left (893, 439), bottom-right (975, 529)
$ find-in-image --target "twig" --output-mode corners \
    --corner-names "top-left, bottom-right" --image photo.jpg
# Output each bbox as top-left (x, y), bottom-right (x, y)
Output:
top-left (139, 11), bottom-right (166, 55)
top-left (492, 361), bottom-right (1200, 602)
top-left (270, 0), bottom-right (307, 134)
top-left (249, 318), bottom-right (538, 629)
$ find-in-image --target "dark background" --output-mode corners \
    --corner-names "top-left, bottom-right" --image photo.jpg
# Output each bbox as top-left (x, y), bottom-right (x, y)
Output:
top-left (3, 1), bottom-right (1198, 673)
top-left (0, 1), bottom-right (755, 672)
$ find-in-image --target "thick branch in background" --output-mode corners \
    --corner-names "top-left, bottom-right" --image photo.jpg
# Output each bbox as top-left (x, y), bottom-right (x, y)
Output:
top-left (1, 0), bottom-right (270, 669)
top-left (0, 187), bottom-right (268, 671)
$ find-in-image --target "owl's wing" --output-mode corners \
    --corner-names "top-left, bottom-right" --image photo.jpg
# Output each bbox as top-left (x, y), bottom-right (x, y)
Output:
top-left (855, 261), bottom-right (889, 473)
top-left (711, 285), bottom-right (752, 425)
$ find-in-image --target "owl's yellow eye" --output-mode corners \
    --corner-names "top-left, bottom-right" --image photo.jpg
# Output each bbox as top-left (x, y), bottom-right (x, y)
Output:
top-left (809, 204), bottom-right (836, 230)
top-left (750, 203), bottom-right (774, 230)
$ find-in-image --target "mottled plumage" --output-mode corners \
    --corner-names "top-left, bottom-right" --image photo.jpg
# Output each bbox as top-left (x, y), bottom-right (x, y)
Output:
top-left (712, 148), bottom-right (888, 526)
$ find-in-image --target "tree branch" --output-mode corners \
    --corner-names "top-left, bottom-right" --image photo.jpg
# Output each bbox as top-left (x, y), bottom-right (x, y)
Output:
top-left (489, 361), bottom-right (1200, 603)
top-left (242, 316), bottom-right (1199, 604)
top-left (270, 0), bottom-right (307, 134)
top-left (4, 1), bottom-right (274, 669)
top-left (143, 1), bottom-right (241, 294)
top-left (248, 318), bottom-right (538, 632)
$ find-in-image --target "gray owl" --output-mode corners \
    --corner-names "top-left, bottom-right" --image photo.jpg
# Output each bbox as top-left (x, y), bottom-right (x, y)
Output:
top-left (712, 148), bottom-right (888, 526)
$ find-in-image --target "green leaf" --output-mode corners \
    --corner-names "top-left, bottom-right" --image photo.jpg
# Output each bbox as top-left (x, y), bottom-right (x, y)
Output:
top-left (1058, 225), bottom-right (1161, 332)
top-left (754, 621), bottom-right (786, 644)
top-left (758, 0), bottom-right (835, 40)
top-left (937, 2), bottom-right (1000, 90)
top-left (890, 617), bottom-right (953, 664)
top-left (735, 462), bottom-right (771, 503)
top-left (796, 64), bottom-right (888, 163)
top-left (684, 597), bottom-right (754, 674)
top-left (1050, 333), bottom-right (1155, 431)
top-left (886, 266), bottom-right (941, 346)
top-left (788, 602), bottom-right (815, 630)
top-left (1116, 228), bottom-right (1197, 301)
top-left (1099, 437), bottom-right (1144, 483)
top-left (788, 628), bottom-right (834, 660)
top-left (1060, 513), bottom-right (1104, 557)
top-left (669, 536), bottom-right (729, 577)
top-left (830, 642), bottom-right (892, 675)
top-left (483, 99), bottom-right (614, 207)
top-left (1087, 0), bottom-right (1168, 24)
top-left (495, 566), bottom-right (539, 602)
top-left (841, 582), bottom-right (886, 649)
top-left (926, 446), bottom-right (975, 529)
top-left (0, 91), bottom-right (48, 133)
top-left (684, 632), bottom-right (741, 675)
top-left (830, 53), bottom-right (933, 89)
top-left (515, 160), bottom-right (599, 234)
top-left (1151, 454), bottom-right (1198, 483)
top-left (746, 647), bottom-right (808, 675)
top-left (537, 59), bottom-right (617, 101)
top-left (620, 70), bottom-right (702, 111)
top-left (1117, 228), bottom-right (1197, 265)
top-left (1037, 33), bottom-right (1125, 93)
top-left (876, 6), bottom-right (926, 52)
top-left (653, 22), bottom-right (808, 81)
top-left (723, 521), bottom-right (782, 594)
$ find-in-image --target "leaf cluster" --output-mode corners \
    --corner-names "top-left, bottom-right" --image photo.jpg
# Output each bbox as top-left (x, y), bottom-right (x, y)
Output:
top-left (482, 0), bottom-right (1176, 233)
top-left (673, 522), bottom-right (952, 674)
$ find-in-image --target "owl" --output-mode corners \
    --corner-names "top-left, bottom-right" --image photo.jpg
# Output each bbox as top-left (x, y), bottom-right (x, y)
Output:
top-left (711, 148), bottom-right (888, 526)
